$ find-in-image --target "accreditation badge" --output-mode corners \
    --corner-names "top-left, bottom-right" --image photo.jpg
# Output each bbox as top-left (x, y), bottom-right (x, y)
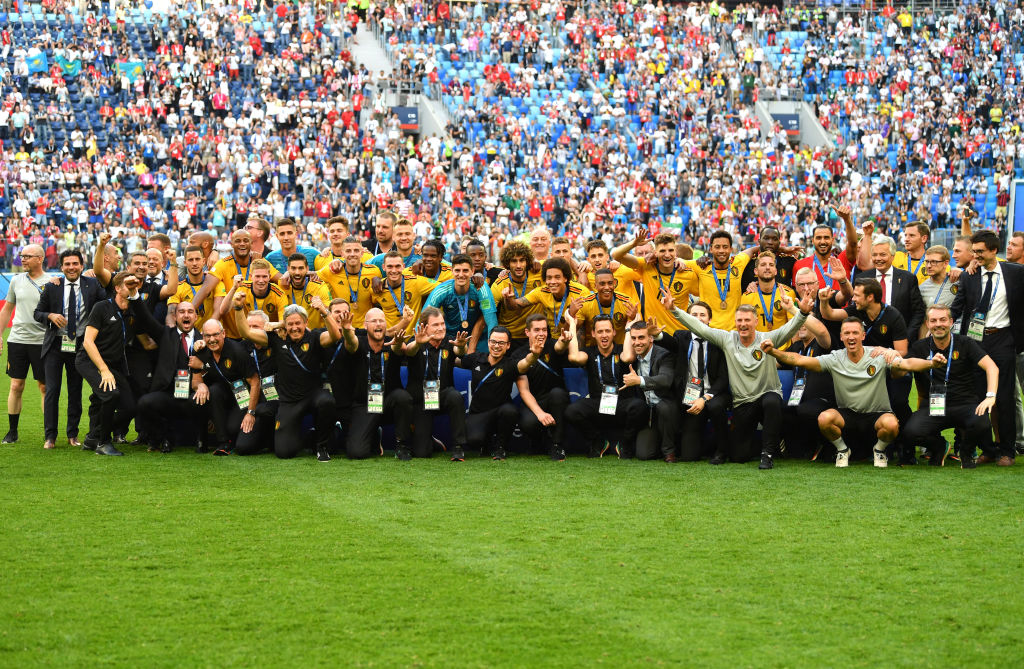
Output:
top-left (174, 370), bottom-right (190, 400)
top-left (61, 335), bottom-right (76, 353)
top-left (232, 379), bottom-right (251, 410)
top-left (967, 312), bottom-right (986, 341)
top-left (368, 382), bottom-right (384, 414)
top-left (261, 375), bottom-right (279, 401)
top-left (929, 389), bottom-right (946, 417)
top-left (788, 378), bottom-right (805, 407)
top-left (423, 380), bottom-right (440, 410)
top-left (599, 384), bottom-right (618, 415)
top-left (682, 377), bottom-right (703, 406)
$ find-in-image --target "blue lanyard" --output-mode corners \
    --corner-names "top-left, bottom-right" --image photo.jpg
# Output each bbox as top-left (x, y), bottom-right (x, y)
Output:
top-left (510, 274), bottom-right (529, 299)
top-left (343, 263), bottom-right (360, 303)
top-left (980, 273), bottom-right (1000, 313)
top-left (108, 299), bottom-right (126, 345)
top-left (597, 294), bottom-right (616, 317)
top-left (931, 275), bottom-right (949, 305)
top-left (250, 349), bottom-right (262, 377)
top-left (686, 338), bottom-right (709, 377)
top-left (864, 306), bottom-right (887, 335)
top-left (597, 351), bottom-right (616, 385)
top-left (536, 358), bottom-right (562, 377)
top-left (368, 348), bottom-right (386, 384)
top-left (186, 277), bottom-right (202, 299)
top-left (252, 288), bottom-right (268, 313)
top-left (287, 340), bottom-right (314, 374)
top-left (387, 276), bottom-right (405, 315)
top-left (235, 259), bottom-right (250, 282)
top-left (757, 283), bottom-right (778, 325)
top-left (455, 289), bottom-right (470, 323)
top-left (657, 267), bottom-right (677, 297)
top-left (473, 365), bottom-right (497, 395)
top-left (712, 264), bottom-right (731, 304)
top-left (908, 255), bottom-right (925, 277)
top-left (289, 277), bottom-right (307, 306)
top-left (554, 289), bottom-right (570, 326)
top-left (424, 345), bottom-right (443, 380)
top-left (812, 253), bottom-right (829, 286)
top-left (929, 338), bottom-right (954, 385)
top-left (210, 353), bottom-right (233, 385)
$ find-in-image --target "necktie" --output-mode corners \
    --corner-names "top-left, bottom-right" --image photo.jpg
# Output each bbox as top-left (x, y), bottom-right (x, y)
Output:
top-left (696, 338), bottom-right (705, 388)
top-left (181, 331), bottom-right (190, 357)
top-left (980, 271), bottom-right (995, 314)
top-left (879, 273), bottom-right (888, 304)
top-left (66, 283), bottom-right (77, 338)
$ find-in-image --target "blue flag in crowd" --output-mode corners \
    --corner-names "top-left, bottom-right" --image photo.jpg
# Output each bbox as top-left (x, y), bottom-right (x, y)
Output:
top-left (54, 56), bottom-right (82, 77)
top-left (118, 61), bottom-right (145, 82)
top-left (26, 52), bottom-right (48, 74)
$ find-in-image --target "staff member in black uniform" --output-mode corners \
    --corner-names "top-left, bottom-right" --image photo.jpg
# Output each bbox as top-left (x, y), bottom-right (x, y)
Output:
top-left (401, 307), bottom-right (470, 460)
top-left (191, 318), bottom-right (262, 456)
top-left (516, 313), bottom-right (572, 461)
top-left (337, 307), bottom-right (415, 460)
top-left (952, 230), bottom-right (1024, 466)
top-left (653, 301), bottom-right (731, 462)
top-left (903, 304), bottom-right (998, 469)
top-left (34, 249), bottom-right (107, 450)
top-left (233, 291), bottom-right (341, 461)
top-left (234, 309), bottom-right (279, 455)
top-left (457, 325), bottom-right (542, 460)
top-left (76, 272), bottom-right (146, 456)
top-left (563, 312), bottom-right (645, 458)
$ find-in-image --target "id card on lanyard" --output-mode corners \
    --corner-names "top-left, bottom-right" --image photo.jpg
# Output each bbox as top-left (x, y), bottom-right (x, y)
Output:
top-left (174, 370), bottom-right (190, 399)
top-left (424, 348), bottom-right (442, 410)
top-left (367, 350), bottom-right (386, 413)
top-left (929, 342), bottom-right (954, 417)
top-left (232, 379), bottom-right (251, 410)
top-left (788, 377), bottom-right (805, 406)
top-left (968, 274), bottom-right (999, 341)
top-left (681, 340), bottom-right (706, 407)
top-left (597, 354), bottom-right (617, 415)
top-left (61, 334), bottom-right (76, 353)
top-left (261, 375), bottom-right (279, 401)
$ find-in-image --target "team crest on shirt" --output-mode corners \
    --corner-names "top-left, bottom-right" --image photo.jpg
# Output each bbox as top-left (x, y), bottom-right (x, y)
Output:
top-left (470, 300), bottom-right (477, 308)
top-left (780, 268), bottom-right (788, 279)
top-left (225, 359), bottom-right (232, 369)
top-left (867, 365), bottom-right (877, 376)
top-left (495, 367), bottom-right (504, 377)
top-left (953, 350), bottom-right (960, 360)
top-left (951, 285), bottom-right (958, 294)
top-left (880, 325), bottom-right (888, 335)
top-left (142, 293), bottom-right (149, 301)
top-left (731, 267), bottom-right (739, 277)
top-left (441, 350), bottom-right (450, 359)
top-left (752, 349), bottom-right (763, 360)
top-left (383, 352), bottom-right (390, 361)
top-left (301, 343), bottom-right (309, 352)
top-left (542, 353), bottom-right (550, 362)
top-left (614, 312), bottom-right (625, 324)
top-left (404, 291), bottom-right (412, 301)
top-left (275, 420), bottom-right (281, 430)
top-left (613, 355), bottom-right (620, 363)
top-left (672, 281), bottom-right (683, 293)
top-left (774, 300), bottom-right (783, 310)
top-left (266, 305), bottom-right (277, 316)
top-left (362, 278), bottom-right (371, 288)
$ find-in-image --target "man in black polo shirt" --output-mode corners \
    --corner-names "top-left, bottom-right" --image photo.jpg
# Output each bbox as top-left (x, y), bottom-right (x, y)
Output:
top-left (516, 313), bottom-right (572, 461)
top-left (563, 312), bottom-right (645, 458)
top-left (904, 304), bottom-right (998, 469)
top-left (457, 325), bottom-right (542, 460)
top-left (235, 309), bottom-right (279, 455)
top-left (191, 318), bottom-right (262, 456)
top-left (337, 307), bottom-right (415, 460)
top-left (233, 292), bottom-right (341, 461)
top-left (400, 306), bottom-right (469, 460)
top-left (76, 272), bottom-right (147, 456)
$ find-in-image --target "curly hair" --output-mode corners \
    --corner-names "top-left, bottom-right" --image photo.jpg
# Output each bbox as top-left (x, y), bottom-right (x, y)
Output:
top-left (499, 240), bottom-right (534, 270)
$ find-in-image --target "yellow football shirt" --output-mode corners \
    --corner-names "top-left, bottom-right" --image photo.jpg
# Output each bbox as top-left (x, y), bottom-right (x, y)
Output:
top-left (167, 272), bottom-right (224, 328)
top-left (575, 290), bottom-right (637, 344)
top-left (284, 275), bottom-right (334, 329)
top-left (490, 269), bottom-right (544, 338)
top-left (374, 274), bottom-right (438, 335)
top-left (633, 257), bottom-right (698, 334)
top-left (685, 254), bottom-right (751, 330)
top-left (523, 280), bottom-right (592, 334)
top-left (316, 262), bottom-right (383, 328)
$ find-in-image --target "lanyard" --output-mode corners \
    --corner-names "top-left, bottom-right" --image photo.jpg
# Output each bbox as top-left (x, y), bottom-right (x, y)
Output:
top-left (554, 289), bottom-right (569, 326)
top-left (287, 340), bottom-right (314, 374)
top-left (597, 294), bottom-right (616, 317)
top-left (186, 277), bottom-right (203, 299)
top-left (510, 274), bottom-right (529, 299)
top-left (28, 275), bottom-right (46, 294)
top-left (289, 277), bottom-right (308, 306)
top-left (235, 259), bottom-right (250, 282)
top-left (343, 263), bottom-right (360, 303)
top-left (908, 254), bottom-right (925, 277)
top-left (473, 365), bottom-right (498, 395)
top-left (387, 276), bottom-right (405, 315)
top-left (656, 266), bottom-right (676, 296)
top-left (210, 352), bottom-right (233, 385)
top-left (536, 358), bottom-right (562, 377)
top-left (686, 338), bottom-right (709, 378)
top-left (252, 288), bottom-right (269, 313)
top-left (929, 338), bottom-right (954, 385)
top-left (757, 283), bottom-right (778, 325)
top-left (812, 253), bottom-right (829, 286)
top-left (108, 298), bottom-right (126, 346)
top-left (634, 280), bottom-right (646, 320)
top-left (597, 351), bottom-right (616, 385)
top-left (865, 306), bottom-right (887, 335)
top-left (368, 348), bottom-right (386, 384)
top-left (424, 345), bottom-right (443, 380)
top-left (455, 289), bottom-right (470, 324)
top-left (712, 264), bottom-right (731, 304)
top-left (795, 343), bottom-right (816, 380)
top-left (931, 275), bottom-right (949, 305)
top-left (981, 273), bottom-right (1001, 312)
top-left (250, 348), bottom-right (262, 377)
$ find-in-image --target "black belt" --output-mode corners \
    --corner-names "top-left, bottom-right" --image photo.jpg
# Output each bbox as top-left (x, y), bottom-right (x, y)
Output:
top-left (984, 327), bottom-right (1008, 335)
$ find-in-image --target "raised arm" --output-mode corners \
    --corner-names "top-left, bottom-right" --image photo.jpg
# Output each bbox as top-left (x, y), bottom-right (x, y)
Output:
top-left (803, 315), bottom-right (832, 349)
top-left (817, 288), bottom-right (849, 322)
top-left (856, 221), bottom-right (874, 271)
top-left (766, 292), bottom-right (812, 349)
top-left (232, 291), bottom-right (268, 347)
top-left (93, 232), bottom-right (113, 287)
top-left (192, 272), bottom-right (223, 314)
top-left (610, 227), bottom-right (650, 270)
top-left (564, 312), bottom-right (588, 365)
top-left (516, 335), bottom-right (543, 374)
top-left (761, 339), bottom-right (823, 372)
top-left (159, 257), bottom-right (180, 299)
top-left (831, 204), bottom-right (859, 265)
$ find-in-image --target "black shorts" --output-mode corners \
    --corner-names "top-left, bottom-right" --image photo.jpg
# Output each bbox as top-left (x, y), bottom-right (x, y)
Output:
top-left (6, 342), bottom-right (43, 381)
top-left (838, 408), bottom-right (887, 440)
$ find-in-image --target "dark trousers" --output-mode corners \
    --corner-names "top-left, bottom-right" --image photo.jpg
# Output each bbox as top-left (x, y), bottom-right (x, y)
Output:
top-left (207, 383), bottom-right (264, 454)
top-left (636, 400), bottom-right (679, 460)
top-left (346, 389), bottom-right (414, 459)
top-left (43, 350), bottom-right (84, 441)
top-left (411, 387), bottom-right (467, 457)
top-left (466, 403), bottom-right (519, 452)
top-left (785, 396), bottom-right (834, 459)
top-left (564, 395), bottom-right (646, 452)
top-left (137, 390), bottom-right (206, 447)
top-left (678, 394), bottom-right (731, 461)
top-left (902, 405), bottom-right (991, 454)
top-left (275, 389), bottom-right (336, 459)
top-left (76, 359), bottom-right (135, 444)
top-left (978, 329), bottom-right (1016, 457)
top-left (236, 401), bottom-right (278, 455)
top-left (518, 387), bottom-right (569, 450)
top-left (729, 392), bottom-right (784, 462)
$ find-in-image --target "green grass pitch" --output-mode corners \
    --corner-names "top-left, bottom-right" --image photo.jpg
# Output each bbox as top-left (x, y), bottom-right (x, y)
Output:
top-left (1, 350), bottom-right (1023, 667)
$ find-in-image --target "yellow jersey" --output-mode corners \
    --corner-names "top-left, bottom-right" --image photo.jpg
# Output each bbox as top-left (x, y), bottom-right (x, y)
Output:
top-left (892, 251), bottom-right (929, 284)
top-left (211, 254), bottom-right (257, 295)
top-left (633, 257), bottom-right (698, 334)
top-left (575, 290), bottom-right (636, 345)
top-left (227, 281), bottom-right (289, 339)
top-left (167, 272), bottom-right (224, 328)
top-left (406, 260), bottom-right (453, 284)
top-left (316, 262), bottom-right (383, 328)
top-left (739, 283), bottom-right (799, 346)
top-left (313, 247), bottom-right (374, 272)
top-left (685, 254), bottom-right (752, 330)
top-left (581, 265), bottom-right (642, 304)
top-left (374, 274), bottom-right (438, 335)
top-left (283, 275), bottom-right (334, 329)
top-left (490, 269), bottom-right (544, 338)
top-left (523, 280), bottom-right (592, 335)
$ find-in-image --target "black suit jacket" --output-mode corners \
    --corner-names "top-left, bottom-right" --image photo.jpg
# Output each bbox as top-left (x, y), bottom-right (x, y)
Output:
top-left (634, 345), bottom-right (676, 403)
top-left (855, 267), bottom-right (925, 340)
top-left (33, 276), bottom-right (108, 358)
top-left (132, 300), bottom-right (202, 394)
top-left (951, 262), bottom-right (1024, 352)
top-left (655, 329), bottom-right (730, 401)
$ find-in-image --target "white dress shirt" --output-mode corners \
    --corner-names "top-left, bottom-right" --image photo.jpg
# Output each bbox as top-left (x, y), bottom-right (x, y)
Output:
top-left (982, 263), bottom-right (1010, 329)
top-left (878, 266), bottom-right (894, 305)
top-left (636, 347), bottom-right (659, 405)
top-left (687, 336), bottom-right (711, 394)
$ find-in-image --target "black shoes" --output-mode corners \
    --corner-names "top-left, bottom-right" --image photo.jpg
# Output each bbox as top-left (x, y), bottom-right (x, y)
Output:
top-left (316, 447), bottom-right (331, 462)
top-left (82, 437), bottom-right (98, 451)
top-left (758, 452), bottom-right (774, 470)
top-left (961, 452), bottom-right (977, 469)
top-left (396, 444), bottom-right (412, 461)
top-left (709, 452), bottom-right (726, 465)
top-left (160, 441), bottom-right (173, 454)
top-left (450, 447), bottom-right (465, 462)
top-left (550, 445), bottom-right (566, 462)
top-left (112, 433), bottom-right (127, 445)
top-left (491, 446), bottom-right (507, 461)
top-left (2, 430), bottom-right (17, 444)
top-left (95, 443), bottom-right (124, 456)
top-left (213, 447), bottom-right (231, 456)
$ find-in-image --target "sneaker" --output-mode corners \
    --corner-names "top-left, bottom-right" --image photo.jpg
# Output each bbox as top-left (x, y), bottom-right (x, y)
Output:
top-left (316, 448), bottom-right (331, 462)
top-left (758, 452), bottom-right (774, 470)
top-left (929, 443), bottom-right (950, 467)
top-left (835, 448), bottom-right (850, 468)
top-left (873, 449), bottom-right (888, 468)
top-left (615, 443), bottom-right (634, 460)
top-left (550, 445), bottom-right (566, 462)
top-left (396, 445), bottom-right (412, 461)
top-left (450, 446), bottom-right (465, 462)
top-left (961, 453), bottom-right (977, 469)
top-left (112, 433), bottom-right (128, 445)
top-left (159, 440), bottom-right (172, 454)
top-left (1, 430), bottom-right (18, 444)
top-left (491, 446), bottom-right (507, 461)
top-left (588, 441), bottom-right (611, 458)
top-left (213, 447), bottom-right (231, 457)
top-left (708, 452), bottom-right (726, 465)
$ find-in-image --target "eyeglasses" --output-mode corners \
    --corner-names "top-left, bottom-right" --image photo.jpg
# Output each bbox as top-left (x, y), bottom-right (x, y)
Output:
top-left (19, 254), bottom-right (42, 259)
top-left (923, 259), bottom-right (946, 264)
top-left (202, 332), bottom-right (225, 339)
top-left (487, 340), bottom-right (509, 347)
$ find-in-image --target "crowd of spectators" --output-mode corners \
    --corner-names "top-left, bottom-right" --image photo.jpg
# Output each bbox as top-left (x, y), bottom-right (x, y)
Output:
top-left (0, 0), bottom-right (1022, 272)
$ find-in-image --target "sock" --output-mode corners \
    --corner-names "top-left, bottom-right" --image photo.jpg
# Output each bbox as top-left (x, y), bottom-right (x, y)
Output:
top-left (874, 438), bottom-right (891, 453)
top-left (8, 414), bottom-right (19, 431)
top-left (831, 436), bottom-right (848, 453)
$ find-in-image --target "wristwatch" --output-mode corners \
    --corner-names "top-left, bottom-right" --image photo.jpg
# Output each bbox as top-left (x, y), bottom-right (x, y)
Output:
top-left (986, 392), bottom-right (996, 398)
top-left (247, 409), bottom-right (256, 416)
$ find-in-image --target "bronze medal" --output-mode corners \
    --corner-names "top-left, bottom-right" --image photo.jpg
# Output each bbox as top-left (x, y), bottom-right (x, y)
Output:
top-left (720, 300), bottom-right (727, 310)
